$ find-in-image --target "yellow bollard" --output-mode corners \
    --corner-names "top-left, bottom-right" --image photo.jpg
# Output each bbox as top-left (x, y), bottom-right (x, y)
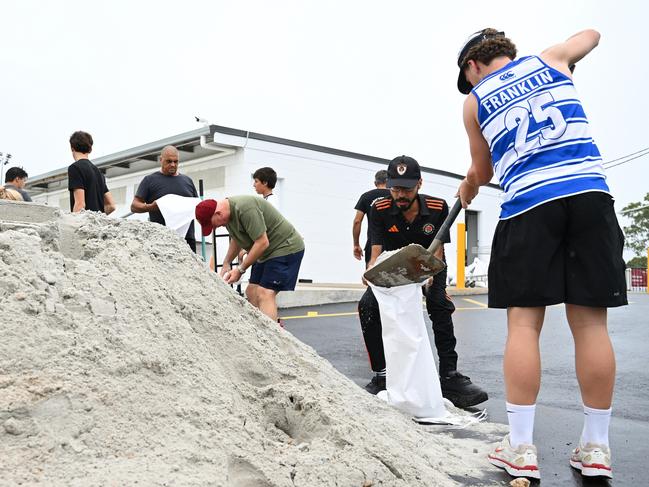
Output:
top-left (457, 223), bottom-right (466, 289)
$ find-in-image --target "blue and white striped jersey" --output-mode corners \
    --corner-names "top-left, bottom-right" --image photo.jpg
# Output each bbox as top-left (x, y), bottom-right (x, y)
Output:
top-left (473, 55), bottom-right (609, 219)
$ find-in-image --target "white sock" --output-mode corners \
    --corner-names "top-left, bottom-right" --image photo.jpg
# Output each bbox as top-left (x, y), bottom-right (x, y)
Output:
top-left (581, 405), bottom-right (611, 446)
top-left (376, 368), bottom-right (386, 377)
top-left (506, 402), bottom-right (536, 448)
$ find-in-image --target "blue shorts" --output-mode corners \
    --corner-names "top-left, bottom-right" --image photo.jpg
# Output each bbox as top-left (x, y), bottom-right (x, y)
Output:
top-left (249, 249), bottom-right (305, 292)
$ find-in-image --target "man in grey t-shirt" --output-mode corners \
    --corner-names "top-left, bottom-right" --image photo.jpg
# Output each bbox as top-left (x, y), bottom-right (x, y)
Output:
top-left (130, 145), bottom-right (198, 251)
top-left (4, 167), bottom-right (32, 202)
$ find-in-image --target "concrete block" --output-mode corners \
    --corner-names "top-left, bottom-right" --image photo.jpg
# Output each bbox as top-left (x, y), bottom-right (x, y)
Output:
top-left (0, 201), bottom-right (60, 224)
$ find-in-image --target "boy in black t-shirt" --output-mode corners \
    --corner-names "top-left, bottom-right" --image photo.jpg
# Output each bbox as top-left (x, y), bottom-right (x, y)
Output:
top-left (68, 131), bottom-right (115, 214)
top-left (352, 170), bottom-right (390, 266)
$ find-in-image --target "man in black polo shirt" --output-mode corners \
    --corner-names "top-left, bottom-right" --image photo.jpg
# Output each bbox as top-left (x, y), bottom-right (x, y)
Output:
top-left (358, 155), bottom-right (488, 408)
top-left (130, 145), bottom-right (199, 251)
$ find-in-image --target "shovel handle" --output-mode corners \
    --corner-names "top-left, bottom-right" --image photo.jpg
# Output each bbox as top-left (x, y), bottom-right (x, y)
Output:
top-left (427, 198), bottom-right (463, 254)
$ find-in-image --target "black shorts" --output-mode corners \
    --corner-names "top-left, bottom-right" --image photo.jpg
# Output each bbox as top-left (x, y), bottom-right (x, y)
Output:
top-left (488, 192), bottom-right (628, 309)
top-left (249, 249), bottom-right (305, 292)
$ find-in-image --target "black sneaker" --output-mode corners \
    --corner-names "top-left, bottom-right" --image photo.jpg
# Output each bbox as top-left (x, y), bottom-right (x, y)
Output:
top-left (364, 375), bottom-right (386, 395)
top-left (440, 371), bottom-right (488, 408)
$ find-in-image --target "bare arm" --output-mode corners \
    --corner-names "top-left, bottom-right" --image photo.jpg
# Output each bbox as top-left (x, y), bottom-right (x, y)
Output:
top-left (457, 94), bottom-right (494, 208)
top-left (352, 210), bottom-right (365, 260)
top-left (103, 192), bottom-right (116, 215)
top-left (72, 189), bottom-right (85, 213)
top-left (220, 238), bottom-right (242, 277)
top-left (225, 233), bottom-right (269, 284)
top-left (541, 29), bottom-right (601, 77)
top-left (130, 196), bottom-right (159, 214)
top-left (360, 243), bottom-right (385, 285)
top-left (368, 244), bottom-right (384, 268)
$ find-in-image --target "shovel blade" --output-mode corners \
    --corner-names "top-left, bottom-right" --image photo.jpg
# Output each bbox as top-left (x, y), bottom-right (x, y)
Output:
top-left (363, 244), bottom-right (446, 288)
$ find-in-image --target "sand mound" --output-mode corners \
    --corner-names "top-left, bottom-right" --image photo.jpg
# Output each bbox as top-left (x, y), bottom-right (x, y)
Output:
top-left (0, 205), bottom-right (504, 486)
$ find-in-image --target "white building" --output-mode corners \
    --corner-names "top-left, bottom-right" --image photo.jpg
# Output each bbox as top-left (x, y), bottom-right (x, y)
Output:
top-left (26, 125), bottom-right (503, 284)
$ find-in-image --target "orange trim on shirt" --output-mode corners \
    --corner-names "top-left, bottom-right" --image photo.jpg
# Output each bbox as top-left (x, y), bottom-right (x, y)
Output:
top-left (375, 202), bottom-right (392, 211)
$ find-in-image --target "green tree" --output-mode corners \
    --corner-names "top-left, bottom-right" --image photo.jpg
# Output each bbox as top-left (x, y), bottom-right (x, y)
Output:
top-left (622, 193), bottom-right (649, 257)
top-left (626, 256), bottom-right (647, 268)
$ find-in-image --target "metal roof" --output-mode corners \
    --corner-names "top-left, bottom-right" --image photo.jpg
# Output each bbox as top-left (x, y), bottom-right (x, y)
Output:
top-left (26, 126), bottom-right (221, 192)
top-left (26, 124), bottom-right (500, 192)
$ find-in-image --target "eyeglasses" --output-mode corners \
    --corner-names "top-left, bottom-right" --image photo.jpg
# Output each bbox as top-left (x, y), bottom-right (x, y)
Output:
top-left (390, 186), bottom-right (416, 194)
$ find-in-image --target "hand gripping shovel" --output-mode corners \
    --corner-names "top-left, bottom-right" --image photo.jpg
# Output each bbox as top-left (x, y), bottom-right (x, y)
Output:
top-left (363, 199), bottom-right (463, 288)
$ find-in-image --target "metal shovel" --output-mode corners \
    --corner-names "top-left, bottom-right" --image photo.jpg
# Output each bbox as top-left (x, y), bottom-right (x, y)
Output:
top-left (363, 199), bottom-right (463, 288)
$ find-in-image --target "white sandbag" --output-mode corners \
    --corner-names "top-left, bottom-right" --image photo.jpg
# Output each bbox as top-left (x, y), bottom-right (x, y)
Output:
top-left (413, 401), bottom-right (488, 426)
top-left (155, 194), bottom-right (202, 238)
top-left (369, 282), bottom-right (448, 419)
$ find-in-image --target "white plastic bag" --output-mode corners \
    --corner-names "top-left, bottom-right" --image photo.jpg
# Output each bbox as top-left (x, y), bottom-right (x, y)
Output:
top-left (155, 194), bottom-right (202, 238)
top-left (369, 282), bottom-right (447, 419)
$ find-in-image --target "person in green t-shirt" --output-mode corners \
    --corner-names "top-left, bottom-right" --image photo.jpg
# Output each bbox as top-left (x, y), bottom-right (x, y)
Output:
top-left (196, 196), bottom-right (305, 321)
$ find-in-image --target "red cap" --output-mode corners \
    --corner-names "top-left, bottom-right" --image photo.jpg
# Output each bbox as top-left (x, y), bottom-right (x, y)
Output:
top-left (195, 199), bottom-right (217, 236)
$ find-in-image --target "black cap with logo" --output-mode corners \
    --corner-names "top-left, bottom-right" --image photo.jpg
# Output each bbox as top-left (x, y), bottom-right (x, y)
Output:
top-left (386, 155), bottom-right (421, 189)
top-left (457, 29), bottom-right (505, 95)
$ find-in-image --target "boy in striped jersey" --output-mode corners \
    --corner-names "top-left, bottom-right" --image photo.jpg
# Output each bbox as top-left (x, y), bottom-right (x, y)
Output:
top-left (455, 29), bottom-right (626, 480)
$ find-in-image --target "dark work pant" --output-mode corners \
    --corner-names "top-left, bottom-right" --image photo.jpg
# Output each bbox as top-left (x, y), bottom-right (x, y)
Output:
top-left (364, 241), bottom-right (372, 265)
top-left (358, 269), bottom-right (458, 376)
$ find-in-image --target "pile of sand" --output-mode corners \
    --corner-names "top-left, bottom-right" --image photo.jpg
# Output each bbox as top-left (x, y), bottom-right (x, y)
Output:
top-left (0, 204), bottom-right (505, 486)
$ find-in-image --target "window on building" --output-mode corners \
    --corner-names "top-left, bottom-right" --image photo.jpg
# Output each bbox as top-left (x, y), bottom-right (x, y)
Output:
top-left (185, 166), bottom-right (225, 191)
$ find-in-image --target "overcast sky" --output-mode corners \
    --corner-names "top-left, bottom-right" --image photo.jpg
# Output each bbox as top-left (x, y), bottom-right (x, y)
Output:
top-left (2, 0), bottom-right (647, 213)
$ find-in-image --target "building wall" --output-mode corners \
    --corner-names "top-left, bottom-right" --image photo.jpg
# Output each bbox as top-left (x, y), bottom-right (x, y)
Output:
top-left (237, 139), bottom-right (502, 284)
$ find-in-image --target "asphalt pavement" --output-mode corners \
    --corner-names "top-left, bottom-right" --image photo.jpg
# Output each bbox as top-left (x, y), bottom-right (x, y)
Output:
top-left (281, 292), bottom-right (649, 486)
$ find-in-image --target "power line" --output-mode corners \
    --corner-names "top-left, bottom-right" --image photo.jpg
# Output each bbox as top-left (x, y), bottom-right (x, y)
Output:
top-left (603, 149), bottom-right (649, 170)
top-left (602, 146), bottom-right (649, 166)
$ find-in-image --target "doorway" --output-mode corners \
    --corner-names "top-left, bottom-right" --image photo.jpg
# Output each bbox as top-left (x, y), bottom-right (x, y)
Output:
top-left (465, 210), bottom-right (478, 264)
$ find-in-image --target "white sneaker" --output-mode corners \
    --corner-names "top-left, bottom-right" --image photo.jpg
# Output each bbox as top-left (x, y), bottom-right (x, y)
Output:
top-left (569, 442), bottom-right (612, 478)
top-left (487, 434), bottom-right (540, 480)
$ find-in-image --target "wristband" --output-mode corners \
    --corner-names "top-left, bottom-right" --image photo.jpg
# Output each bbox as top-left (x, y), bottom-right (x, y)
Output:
top-left (236, 265), bottom-right (246, 274)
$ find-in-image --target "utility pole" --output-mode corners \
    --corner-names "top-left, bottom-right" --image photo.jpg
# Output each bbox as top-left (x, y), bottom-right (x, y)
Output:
top-left (0, 152), bottom-right (12, 185)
